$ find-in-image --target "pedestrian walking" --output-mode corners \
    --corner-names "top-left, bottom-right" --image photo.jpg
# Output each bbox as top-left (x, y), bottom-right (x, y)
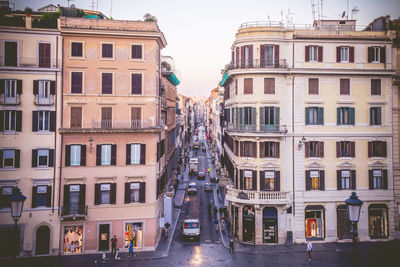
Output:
top-left (128, 239), bottom-right (136, 258)
top-left (214, 219), bottom-right (219, 232)
top-left (164, 222), bottom-right (171, 239)
top-left (306, 240), bottom-right (312, 261)
top-left (110, 235), bottom-right (118, 258)
top-left (229, 237), bottom-right (234, 253)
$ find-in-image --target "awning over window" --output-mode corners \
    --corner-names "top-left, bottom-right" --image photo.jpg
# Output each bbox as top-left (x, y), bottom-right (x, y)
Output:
top-left (305, 205), bottom-right (325, 211)
top-left (220, 72), bottom-right (229, 87)
top-left (166, 72), bottom-right (180, 86)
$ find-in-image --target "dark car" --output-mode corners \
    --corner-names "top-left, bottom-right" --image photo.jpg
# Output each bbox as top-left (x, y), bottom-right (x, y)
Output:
top-left (197, 171), bottom-right (206, 180)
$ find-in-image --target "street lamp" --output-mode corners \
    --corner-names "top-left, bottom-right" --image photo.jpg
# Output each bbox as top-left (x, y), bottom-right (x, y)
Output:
top-left (9, 188), bottom-right (26, 258)
top-left (345, 192), bottom-right (363, 253)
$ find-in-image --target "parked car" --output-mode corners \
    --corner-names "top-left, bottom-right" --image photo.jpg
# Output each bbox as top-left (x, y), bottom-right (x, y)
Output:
top-left (182, 219), bottom-right (200, 241)
top-left (197, 171), bottom-right (206, 180)
top-left (203, 182), bottom-right (213, 192)
top-left (187, 183), bottom-right (197, 194)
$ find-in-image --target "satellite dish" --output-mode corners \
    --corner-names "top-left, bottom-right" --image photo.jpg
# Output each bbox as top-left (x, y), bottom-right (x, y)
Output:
top-left (341, 11), bottom-right (346, 18)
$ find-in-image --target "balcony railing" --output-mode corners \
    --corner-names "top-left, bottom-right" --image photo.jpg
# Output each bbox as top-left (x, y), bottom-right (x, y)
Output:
top-left (227, 123), bottom-right (287, 133)
top-left (0, 56), bottom-right (60, 68)
top-left (0, 95), bottom-right (21, 105)
top-left (92, 119), bottom-right (154, 129)
top-left (34, 95), bottom-right (54, 106)
top-left (226, 59), bottom-right (287, 70)
top-left (225, 185), bottom-right (291, 204)
top-left (60, 205), bottom-right (88, 221)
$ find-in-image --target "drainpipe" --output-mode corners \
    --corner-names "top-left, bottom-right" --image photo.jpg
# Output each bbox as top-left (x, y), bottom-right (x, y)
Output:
top-left (52, 34), bottom-right (59, 213)
top-left (58, 35), bottom-right (64, 216)
top-left (291, 41), bottom-right (295, 216)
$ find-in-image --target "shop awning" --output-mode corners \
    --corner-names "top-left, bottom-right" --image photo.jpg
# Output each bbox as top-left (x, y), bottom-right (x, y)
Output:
top-left (166, 72), bottom-right (180, 86)
top-left (219, 72), bottom-right (229, 87)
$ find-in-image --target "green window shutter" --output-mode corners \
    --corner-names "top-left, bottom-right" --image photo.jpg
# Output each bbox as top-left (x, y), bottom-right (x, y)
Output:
top-left (240, 107), bottom-right (244, 125)
top-left (274, 107), bottom-right (280, 129)
top-left (251, 107), bottom-right (256, 126)
top-left (260, 107), bottom-right (265, 125)
top-left (377, 107), bottom-right (381, 125)
top-left (349, 108), bottom-right (355, 125)
top-left (337, 108), bottom-right (341, 125)
top-left (318, 108), bottom-right (324, 125)
top-left (305, 108), bottom-right (310, 125)
top-left (369, 108), bottom-right (373, 125)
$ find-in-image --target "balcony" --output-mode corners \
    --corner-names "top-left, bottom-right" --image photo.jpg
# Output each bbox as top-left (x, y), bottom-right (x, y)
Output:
top-left (161, 95), bottom-right (167, 109)
top-left (34, 95), bottom-right (54, 106)
top-left (60, 205), bottom-right (88, 221)
top-left (225, 185), bottom-right (291, 205)
top-left (92, 119), bottom-right (153, 129)
top-left (227, 123), bottom-right (287, 134)
top-left (0, 95), bottom-right (21, 105)
top-left (226, 59), bottom-right (288, 71)
top-left (0, 56), bottom-right (60, 68)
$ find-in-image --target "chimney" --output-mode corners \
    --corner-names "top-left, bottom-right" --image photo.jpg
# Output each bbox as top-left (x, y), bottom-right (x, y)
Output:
top-left (25, 14), bottom-right (32, 29)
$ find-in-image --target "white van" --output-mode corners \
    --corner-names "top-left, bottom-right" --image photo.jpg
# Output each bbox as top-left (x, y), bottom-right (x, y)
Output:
top-left (182, 219), bottom-right (200, 241)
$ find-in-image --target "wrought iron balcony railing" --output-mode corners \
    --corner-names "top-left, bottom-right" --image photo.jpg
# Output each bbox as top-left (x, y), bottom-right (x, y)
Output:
top-left (226, 59), bottom-right (288, 70)
top-left (60, 205), bottom-right (88, 221)
top-left (0, 95), bottom-right (21, 105)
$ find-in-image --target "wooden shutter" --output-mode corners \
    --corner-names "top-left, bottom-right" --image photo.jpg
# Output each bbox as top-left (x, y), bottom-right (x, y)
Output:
top-left (369, 170), bottom-right (373, 189)
top-left (140, 144), bottom-right (146, 164)
top-left (94, 184), bottom-right (101, 205)
top-left (368, 142), bottom-right (372, 157)
top-left (274, 107), bottom-right (280, 127)
top-left (252, 142), bottom-right (257, 158)
top-left (111, 144), bottom-right (117, 165)
top-left (71, 72), bottom-right (82, 94)
top-left (337, 170), bottom-right (341, 190)
top-left (65, 145), bottom-right (71, 166)
top-left (39, 43), bottom-right (51, 68)
top-left (275, 171), bottom-right (280, 191)
top-left (0, 111), bottom-right (3, 132)
top-left (260, 142), bottom-right (265, 158)
top-left (0, 79), bottom-right (4, 94)
top-left (305, 46), bottom-right (309, 62)
top-left (319, 142), bottom-right (324, 157)
top-left (318, 46), bottom-right (323, 62)
top-left (32, 111), bottom-right (38, 131)
top-left (49, 149), bottom-right (54, 167)
top-left (349, 47), bottom-right (354, 63)
top-left (126, 144), bottom-right (131, 165)
top-left (336, 47), bottom-right (341, 62)
top-left (231, 50), bottom-right (234, 63)
top-left (336, 142), bottom-right (340, 157)
top-left (32, 186), bottom-right (37, 208)
top-left (274, 45), bottom-right (279, 67)
top-left (317, 108), bottom-right (323, 125)
top-left (236, 47), bottom-right (239, 68)
top-left (139, 182), bottom-right (146, 203)
top-left (319, 170), bottom-right (325, 190)
top-left (50, 81), bottom-right (56, 95)
top-left (156, 142), bottom-right (160, 161)
top-left (275, 142), bottom-right (280, 158)
top-left (305, 108), bottom-right (310, 125)
top-left (102, 43), bottom-right (113, 58)
top-left (383, 141), bottom-right (387, 157)
top-left (264, 78), bottom-right (275, 94)
top-left (79, 184), bottom-right (85, 208)
top-left (102, 73), bottom-right (113, 94)
top-left (380, 47), bottom-right (386, 63)
top-left (350, 142), bottom-right (355, 157)
top-left (110, 183), bottom-right (116, 204)
top-left (382, 170), bottom-right (388, 189)
top-left (14, 110), bottom-right (21, 132)
top-left (80, 145), bottom-right (86, 166)
top-left (248, 45), bottom-right (253, 67)
top-left (351, 170), bottom-right (356, 190)
top-left (124, 183), bottom-right (130, 203)
top-left (349, 108), bottom-right (355, 125)
top-left (260, 171), bottom-right (265, 191)
top-left (337, 108), bottom-right (341, 125)
top-left (16, 80), bottom-right (22, 94)
top-left (305, 171), bottom-right (311, 191)
top-left (305, 142), bottom-right (310, 158)
top-left (4, 41), bottom-right (17, 66)
top-left (96, 145), bottom-right (101, 166)
top-left (63, 185), bottom-right (70, 211)
top-left (131, 74), bottom-right (142, 94)
top-left (70, 107), bottom-right (82, 128)
top-left (252, 170), bottom-right (257, 190)
top-left (240, 46), bottom-right (245, 68)
top-left (239, 170), bottom-right (244, 189)
top-left (260, 45), bottom-right (265, 67)
top-left (46, 186), bottom-right (52, 207)
top-left (50, 111), bottom-right (56, 132)
top-left (14, 149), bottom-right (20, 168)
top-left (367, 47), bottom-right (373, 63)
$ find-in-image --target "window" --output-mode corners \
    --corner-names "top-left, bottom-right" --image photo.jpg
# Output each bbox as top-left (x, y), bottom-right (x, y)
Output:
top-left (128, 144), bottom-right (140, 164)
top-left (260, 107), bottom-right (280, 132)
top-left (306, 170), bottom-right (325, 191)
top-left (240, 141), bottom-right (257, 157)
top-left (370, 107), bottom-right (381, 125)
top-left (340, 47), bottom-right (349, 62)
top-left (71, 72), bottom-right (82, 94)
top-left (95, 183), bottom-right (116, 205)
top-left (96, 144), bottom-right (116, 166)
top-left (264, 78), bottom-right (275, 94)
top-left (37, 80), bottom-right (52, 104)
top-left (32, 149), bottom-right (54, 168)
top-left (124, 182), bottom-right (146, 203)
top-left (369, 170), bottom-right (388, 190)
top-left (100, 184), bottom-right (111, 204)
top-left (305, 107), bottom-right (323, 125)
top-left (102, 73), bottom-right (113, 94)
top-left (0, 110), bottom-right (22, 132)
top-left (70, 145), bottom-right (81, 166)
top-left (4, 41), bottom-right (17, 66)
top-left (260, 45), bottom-right (275, 67)
top-left (337, 170), bottom-right (355, 190)
top-left (260, 171), bottom-right (280, 191)
top-left (336, 141), bottom-right (355, 158)
top-left (308, 78), bottom-right (319, 95)
top-left (64, 184), bottom-right (86, 215)
top-left (101, 43), bottom-right (113, 58)
top-left (305, 141), bottom-right (324, 158)
top-left (38, 111), bottom-right (50, 131)
top-left (337, 107), bottom-right (355, 125)
top-left (371, 79), bottom-right (381, 96)
top-left (0, 186), bottom-right (14, 208)
top-left (368, 141), bottom-right (387, 157)
top-left (131, 45), bottom-right (143, 59)
top-left (101, 145), bottom-right (111, 165)
top-left (243, 78), bottom-right (253, 94)
top-left (131, 107), bottom-right (141, 128)
top-left (38, 43), bottom-right (51, 68)
top-left (308, 46), bottom-right (317, 62)
top-left (32, 185), bottom-right (51, 208)
top-left (131, 74), bottom-right (142, 94)
top-left (1, 79), bottom-right (22, 104)
top-left (65, 144), bottom-right (86, 167)
top-left (260, 142), bottom-right (280, 158)
top-left (71, 42), bottom-right (83, 57)
top-left (70, 107), bottom-right (82, 128)
top-left (243, 170), bottom-right (254, 190)
top-left (38, 149), bottom-right (49, 167)
top-left (101, 107), bottom-right (112, 129)
top-left (368, 47), bottom-right (385, 63)
top-left (0, 149), bottom-right (19, 168)
top-left (265, 172), bottom-right (274, 190)
top-left (372, 47), bottom-right (380, 63)
top-left (337, 46), bottom-right (354, 63)
top-left (340, 79), bottom-right (350, 95)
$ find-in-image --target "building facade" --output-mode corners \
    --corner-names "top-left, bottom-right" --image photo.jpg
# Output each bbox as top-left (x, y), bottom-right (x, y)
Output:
top-left (222, 20), bottom-right (396, 244)
top-left (0, 16), bottom-right (62, 256)
top-left (58, 17), bottom-right (167, 254)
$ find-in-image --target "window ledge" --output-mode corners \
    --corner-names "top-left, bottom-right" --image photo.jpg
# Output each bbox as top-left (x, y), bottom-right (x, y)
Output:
top-left (307, 157), bottom-right (322, 161)
top-left (338, 157), bottom-right (353, 160)
top-left (337, 125), bottom-right (354, 128)
top-left (305, 124), bottom-right (323, 128)
top-left (0, 168), bottom-right (17, 171)
top-left (35, 131), bottom-right (53, 135)
top-left (370, 157), bottom-right (385, 161)
top-left (129, 59), bottom-right (145, 62)
top-left (34, 167), bottom-right (52, 170)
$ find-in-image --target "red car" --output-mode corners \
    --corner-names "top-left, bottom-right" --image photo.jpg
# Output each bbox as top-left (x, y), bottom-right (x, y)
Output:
top-left (197, 171), bottom-right (206, 180)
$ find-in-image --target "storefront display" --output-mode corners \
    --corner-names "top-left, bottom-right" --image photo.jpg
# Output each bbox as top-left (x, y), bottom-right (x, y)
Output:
top-left (305, 205), bottom-right (325, 239)
top-left (368, 204), bottom-right (388, 239)
top-left (125, 222), bottom-right (143, 249)
top-left (64, 225), bottom-right (83, 253)
top-left (263, 207), bottom-right (278, 243)
top-left (242, 206), bottom-right (255, 243)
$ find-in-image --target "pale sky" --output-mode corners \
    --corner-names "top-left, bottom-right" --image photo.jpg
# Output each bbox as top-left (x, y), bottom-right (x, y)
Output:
top-left (15, 0), bottom-right (400, 97)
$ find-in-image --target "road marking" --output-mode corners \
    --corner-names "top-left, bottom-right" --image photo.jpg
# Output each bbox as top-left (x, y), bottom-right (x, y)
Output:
top-left (204, 240), bottom-right (212, 243)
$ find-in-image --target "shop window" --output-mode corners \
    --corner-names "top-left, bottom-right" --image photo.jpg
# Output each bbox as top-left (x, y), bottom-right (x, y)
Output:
top-left (125, 223), bottom-right (143, 249)
top-left (63, 225), bottom-right (83, 253)
top-left (337, 205), bottom-right (351, 239)
top-left (305, 205), bottom-right (325, 240)
top-left (242, 206), bottom-right (255, 243)
top-left (263, 207), bottom-right (278, 243)
top-left (368, 204), bottom-right (388, 239)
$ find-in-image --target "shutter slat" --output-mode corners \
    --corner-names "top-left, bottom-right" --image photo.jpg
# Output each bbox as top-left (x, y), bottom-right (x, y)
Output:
top-left (65, 145), bottom-right (71, 166)
top-left (80, 145), bottom-right (86, 166)
top-left (139, 182), bottom-right (146, 203)
top-left (140, 144), bottom-right (146, 164)
top-left (111, 144), bottom-right (117, 165)
top-left (110, 183), bottom-right (116, 204)
top-left (319, 170), bottom-right (325, 190)
top-left (275, 171), bottom-right (280, 191)
top-left (337, 170), bottom-right (341, 190)
top-left (351, 170), bottom-right (356, 190)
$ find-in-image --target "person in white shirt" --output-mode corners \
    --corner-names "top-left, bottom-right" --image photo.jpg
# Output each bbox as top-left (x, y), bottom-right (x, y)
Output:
top-left (307, 240), bottom-right (313, 261)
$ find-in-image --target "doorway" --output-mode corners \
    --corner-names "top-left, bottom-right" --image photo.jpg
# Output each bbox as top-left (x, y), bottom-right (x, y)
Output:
top-left (263, 207), bottom-right (278, 243)
top-left (242, 206), bottom-right (255, 243)
top-left (36, 225), bottom-right (50, 255)
top-left (98, 224), bottom-right (110, 251)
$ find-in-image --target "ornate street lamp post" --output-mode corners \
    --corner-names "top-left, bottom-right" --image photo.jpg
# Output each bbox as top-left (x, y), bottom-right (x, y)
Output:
top-left (9, 188), bottom-right (26, 258)
top-left (345, 192), bottom-right (363, 253)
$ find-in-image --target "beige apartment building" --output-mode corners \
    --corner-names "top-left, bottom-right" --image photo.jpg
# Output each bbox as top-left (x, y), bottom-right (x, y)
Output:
top-left (221, 19), bottom-right (396, 244)
top-left (0, 16), bottom-right (62, 256)
top-left (58, 17), bottom-right (168, 254)
top-left (393, 40), bottom-right (400, 239)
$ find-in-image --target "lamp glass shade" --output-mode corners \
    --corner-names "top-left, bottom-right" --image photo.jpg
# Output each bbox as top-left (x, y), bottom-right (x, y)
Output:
top-left (11, 200), bottom-right (24, 219)
top-left (348, 204), bottom-right (361, 223)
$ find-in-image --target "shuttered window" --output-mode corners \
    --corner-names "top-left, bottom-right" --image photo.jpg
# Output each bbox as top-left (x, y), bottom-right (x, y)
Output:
top-left (340, 79), bottom-right (350, 95)
top-left (131, 107), bottom-right (141, 128)
top-left (260, 171), bottom-right (280, 191)
top-left (368, 47), bottom-right (385, 63)
top-left (101, 107), bottom-right (112, 129)
top-left (95, 183), bottom-right (116, 205)
top-left (101, 43), bottom-right (113, 58)
top-left (0, 110), bottom-right (22, 132)
top-left (308, 78), bottom-right (319, 95)
top-left (4, 41), bottom-right (17, 66)
top-left (126, 143), bottom-right (145, 165)
top-left (243, 78), bottom-right (253, 94)
top-left (264, 78), bottom-right (275, 94)
top-left (124, 182), bottom-right (146, 203)
top-left (368, 141), bottom-right (387, 157)
top-left (305, 107), bottom-right (324, 125)
top-left (71, 72), bottom-right (82, 94)
top-left (38, 43), bottom-right (51, 68)
top-left (131, 74), bottom-right (142, 94)
top-left (368, 170), bottom-right (388, 189)
top-left (371, 79), bottom-right (381, 95)
top-left (71, 42), bottom-right (83, 57)
top-left (101, 73), bottom-right (113, 94)
top-left (337, 107), bottom-right (355, 125)
top-left (337, 170), bottom-right (356, 190)
top-left (32, 185), bottom-right (51, 208)
top-left (0, 149), bottom-right (20, 168)
top-left (305, 170), bottom-right (325, 191)
top-left (259, 142), bottom-right (280, 158)
top-left (305, 141), bottom-right (324, 158)
top-left (242, 141), bottom-right (257, 158)
top-left (131, 45), bottom-right (143, 59)
top-left (370, 107), bottom-right (381, 125)
top-left (70, 107), bottom-right (82, 128)
top-left (336, 141), bottom-right (355, 158)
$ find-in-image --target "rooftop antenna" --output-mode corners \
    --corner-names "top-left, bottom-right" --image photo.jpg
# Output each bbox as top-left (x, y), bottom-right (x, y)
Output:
top-left (320, 0), bottom-right (325, 20)
top-left (346, 0), bottom-right (349, 20)
top-left (90, 0), bottom-right (98, 11)
top-left (351, 6), bottom-right (359, 20)
top-left (110, 0), bottom-right (113, 18)
top-left (311, 0), bottom-right (317, 21)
